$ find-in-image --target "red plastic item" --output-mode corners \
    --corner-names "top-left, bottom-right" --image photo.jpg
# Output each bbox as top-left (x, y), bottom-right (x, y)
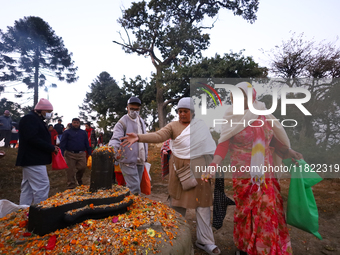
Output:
top-left (115, 172), bottom-right (126, 186)
top-left (52, 149), bottom-right (68, 170)
top-left (39, 235), bottom-right (57, 250)
top-left (140, 166), bottom-right (151, 195)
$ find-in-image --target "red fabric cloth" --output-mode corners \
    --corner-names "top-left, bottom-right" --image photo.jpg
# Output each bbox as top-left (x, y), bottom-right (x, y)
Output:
top-left (114, 164), bottom-right (126, 186)
top-left (85, 127), bottom-right (93, 145)
top-left (161, 139), bottom-right (171, 178)
top-left (115, 172), bottom-right (126, 186)
top-left (214, 140), bottom-right (230, 159)
top-left (140, 166), bottom-right (151, 195)
top-left (49, 129), bottom-right (58, 145)
top-left (98, 135), bottom-right (103, 144)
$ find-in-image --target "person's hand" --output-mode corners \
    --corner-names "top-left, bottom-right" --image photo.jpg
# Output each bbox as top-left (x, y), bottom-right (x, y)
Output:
top-left (116, 148), bottom-right (122, 160)
top-left (54, 146), bottom-right (59, 154)
top-left (286, 149), bottom-right (303, 165)
top-left (162, 150), bottom-right (168, 155)
top-left (120, 133), bottom-right (139, 147)
top-left (201, 163), bottom-right (217, 182)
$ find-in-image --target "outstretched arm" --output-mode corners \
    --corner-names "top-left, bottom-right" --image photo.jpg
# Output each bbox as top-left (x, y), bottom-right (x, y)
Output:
top-left (121, 123), bottom-right (174, 147)
top-left (271, 136), bottom-right (303, 162)
top-left (120, 133), bottom-right (139, 147)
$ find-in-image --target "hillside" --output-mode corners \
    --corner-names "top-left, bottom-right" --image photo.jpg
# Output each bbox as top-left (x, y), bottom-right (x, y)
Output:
top-left (0, 145), bottom-right (339, 254)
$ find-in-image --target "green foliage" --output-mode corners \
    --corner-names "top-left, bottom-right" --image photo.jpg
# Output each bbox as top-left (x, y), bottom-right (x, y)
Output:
top-left (0, 16), bottom-right (78, 105)
top-left (182, 51), bottom-right (267, 78)
top-left (123, 51), bottom-right (267, 127)
top-left (79, 72), bottom-right (127, 133)
top-left (176, 51), bottom-right (268, 108)
top-left (0, 97), bottom-right (63, 125)
top-left (0, 98), bottom-right (23, 122)
top-left (122, 51), bottom-right (267, 129)
top-left (121, 75), bottom-right (174, 130)
top-left (114, 0), bottom-right (259, 127)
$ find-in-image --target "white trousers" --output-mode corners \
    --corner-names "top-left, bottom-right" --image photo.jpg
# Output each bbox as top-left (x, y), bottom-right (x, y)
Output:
top-left (119, 163), bottom-right (144, 194)
top-left (196, 207), bottom-right (215, 245)
top-left (171, 204), bottom-right (215, 245)
top-left (19, 165), bottom-right (50, 205)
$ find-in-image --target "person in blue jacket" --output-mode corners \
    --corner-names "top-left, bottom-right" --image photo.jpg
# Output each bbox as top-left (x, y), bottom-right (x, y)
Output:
top-left (16, 98), bottom-right (58, 205)
top-left (59, 118), bottom-right (92, 189)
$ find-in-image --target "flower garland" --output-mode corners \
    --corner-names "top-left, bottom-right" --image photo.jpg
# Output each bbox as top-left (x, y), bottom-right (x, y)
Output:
top-left (0, 189), bottom-right (182, 254)
top-left (39, 185), bottom-right (129, 208)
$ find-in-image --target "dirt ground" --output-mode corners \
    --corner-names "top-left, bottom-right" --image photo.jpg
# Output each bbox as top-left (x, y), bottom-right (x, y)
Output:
top-left (0, 144), bottom-right (339, 255)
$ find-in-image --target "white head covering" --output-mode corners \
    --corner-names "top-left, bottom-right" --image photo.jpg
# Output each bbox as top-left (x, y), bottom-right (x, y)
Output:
top-left (177, 97), bottom-right (194, 111)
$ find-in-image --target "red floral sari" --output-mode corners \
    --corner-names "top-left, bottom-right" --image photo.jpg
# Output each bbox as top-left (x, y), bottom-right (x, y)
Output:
top-left (229, 116), bottom-right (292, 255)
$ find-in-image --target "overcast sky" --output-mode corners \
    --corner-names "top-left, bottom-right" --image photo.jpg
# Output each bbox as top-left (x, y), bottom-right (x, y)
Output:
top-left (1, 0), bottom-right (339, 127)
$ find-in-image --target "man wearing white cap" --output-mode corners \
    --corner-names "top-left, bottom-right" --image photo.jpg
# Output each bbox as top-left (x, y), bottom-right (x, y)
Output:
top-left (16, 98), bottom-right (58, 205)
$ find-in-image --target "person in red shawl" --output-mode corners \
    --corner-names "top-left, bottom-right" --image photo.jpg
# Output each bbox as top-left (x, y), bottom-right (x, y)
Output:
top-left (85, 122), bottom-right (97, 150)
top-left (48, 124), bottom-right (58, 146)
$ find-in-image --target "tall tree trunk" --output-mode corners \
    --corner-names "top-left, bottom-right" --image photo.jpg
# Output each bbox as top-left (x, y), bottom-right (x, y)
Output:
top-left (34, 66), bottom-right (39, 106)
top-left (157, 86), bottom-right (166, 128)
top-left (33, 51), bottom-right (39, 106)
top-left (155, 67), bottom-right (167, 128)
top-left (304, 115), bottom-right (314, 138)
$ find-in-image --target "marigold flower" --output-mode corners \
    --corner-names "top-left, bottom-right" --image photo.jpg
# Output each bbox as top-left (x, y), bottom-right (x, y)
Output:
top-left (147, 228), bottom-right (155, 237)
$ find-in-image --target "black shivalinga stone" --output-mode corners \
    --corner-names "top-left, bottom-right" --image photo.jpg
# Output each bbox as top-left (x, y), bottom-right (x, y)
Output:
top-left (89, 150), bottom-right (114, 192)
top-left (28, 190), bottom-right (131, 236)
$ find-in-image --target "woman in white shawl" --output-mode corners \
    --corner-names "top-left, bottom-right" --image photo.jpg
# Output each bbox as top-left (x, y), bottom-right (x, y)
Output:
top-left (121, 97), bottom-right (221, 255)
top-left (205, 82), bottom-right (303, 255)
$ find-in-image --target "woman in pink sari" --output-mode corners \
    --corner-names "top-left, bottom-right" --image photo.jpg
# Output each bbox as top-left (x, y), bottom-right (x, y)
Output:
top-left (206, 82), bottom-right (303, 255)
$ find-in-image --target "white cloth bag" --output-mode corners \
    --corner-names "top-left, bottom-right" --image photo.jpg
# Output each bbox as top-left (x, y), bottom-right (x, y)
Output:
top-left (0, 199), bottom-right (29, 218)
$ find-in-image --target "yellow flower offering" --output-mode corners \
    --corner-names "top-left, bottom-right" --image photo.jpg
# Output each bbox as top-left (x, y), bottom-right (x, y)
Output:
top-left (146, 228), bottom-right (155, 237)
